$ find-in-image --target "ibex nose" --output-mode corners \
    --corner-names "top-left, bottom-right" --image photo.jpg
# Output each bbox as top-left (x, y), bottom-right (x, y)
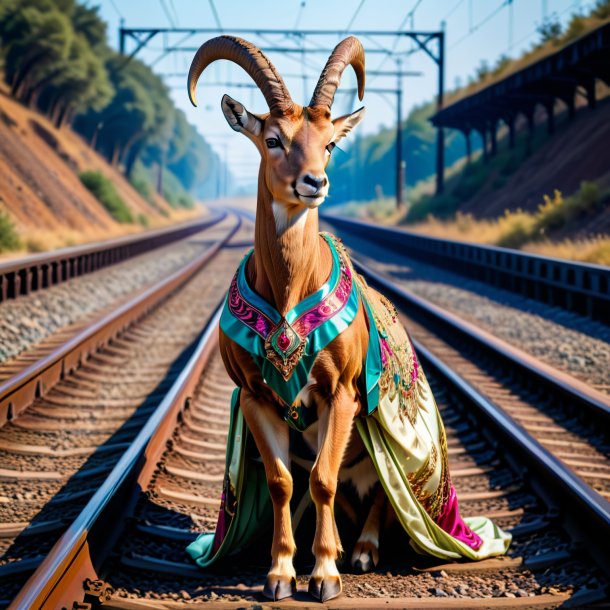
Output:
top-left (302, 174), bottom-right (327, 191)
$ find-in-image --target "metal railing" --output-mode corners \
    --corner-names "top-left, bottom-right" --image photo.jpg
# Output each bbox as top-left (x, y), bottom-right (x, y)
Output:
top-left (323, 214), bottom-right (610, 324)
top-left (0, 210), bottom-right (226, 303)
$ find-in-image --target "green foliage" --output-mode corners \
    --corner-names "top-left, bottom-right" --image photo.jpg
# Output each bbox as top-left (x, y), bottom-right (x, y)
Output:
top-left (537, 19), bottom-right (563, 44)
top-left (326, 100), bottom-right (468, 205)
top-left (161, 167), bottom-right (197, 210)
top-left (495, 211), bottom-right (537, 248)
top-left (0, 0), bottom-right (219, 202)
top-left (129, 164), bottom-right (154, 202)
top-left (593, 0), bottom-right (610, 18)
top-left (563, 15), bottom-right (588, 42)
top-left (79, 170), bottom-right (133, 223)
top-left (136, 213), bottom-right (149, 228)
top-left (0, 210), bottom-right (21, 252)
top-left (407, 193), bottom-right (461, 223)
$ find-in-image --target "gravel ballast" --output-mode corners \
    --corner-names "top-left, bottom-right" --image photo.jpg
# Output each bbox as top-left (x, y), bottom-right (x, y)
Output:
top-left (328, 229), bottom-right (610, 394)
top-left (0, 221), bottom-right (232, 364)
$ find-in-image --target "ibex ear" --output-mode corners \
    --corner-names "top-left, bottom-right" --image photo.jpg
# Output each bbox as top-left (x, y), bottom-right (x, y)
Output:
top-left (221, 94), bottom-right (263, 137)
top-left (331, 106), bottom-right (365, 144)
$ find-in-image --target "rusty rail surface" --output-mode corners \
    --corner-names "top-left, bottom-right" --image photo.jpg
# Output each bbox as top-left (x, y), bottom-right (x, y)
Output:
top-left (0, 210), bottom-right (226, 303)
top-left (0, 214), bottom-right (240, 426)
top-left (322, 214), bottom-right (610, 324)
top-left (8, 306), bottom-right (223, 610)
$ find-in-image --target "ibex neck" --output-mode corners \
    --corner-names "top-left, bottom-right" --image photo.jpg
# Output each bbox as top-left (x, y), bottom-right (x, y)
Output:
top-left (250, 183), bottom-right (330, 315)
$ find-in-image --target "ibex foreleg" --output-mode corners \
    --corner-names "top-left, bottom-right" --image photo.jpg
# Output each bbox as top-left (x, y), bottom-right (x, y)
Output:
top-left (239, 390), bottom-right (296, 601)
top-left (308, 385), bottom-right (359, 602)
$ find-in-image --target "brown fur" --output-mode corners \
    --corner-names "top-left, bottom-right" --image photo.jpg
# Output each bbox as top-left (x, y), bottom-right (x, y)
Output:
top-left (219, 100), bottom-right (368, 601)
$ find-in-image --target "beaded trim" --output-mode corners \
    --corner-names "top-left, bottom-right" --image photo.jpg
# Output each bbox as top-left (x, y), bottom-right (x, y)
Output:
top-left (227, 240), bottom-right (353, 380)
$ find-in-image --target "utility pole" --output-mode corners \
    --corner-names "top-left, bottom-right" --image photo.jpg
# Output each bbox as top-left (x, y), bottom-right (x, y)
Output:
top-left (395, 60), bottom-right (404, 209)
top-left (436, 26), bottom-right (445, 195)
top-left (119, 26), bottom-right (445, 194)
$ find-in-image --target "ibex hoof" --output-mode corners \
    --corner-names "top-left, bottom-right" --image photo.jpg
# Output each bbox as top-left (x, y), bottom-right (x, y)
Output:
top-left (263, 574), bottom-right (297, 601)
top-left (351, 541), bottom-right (379, 573)
top-left (308, 575), bottom-right (342, 602)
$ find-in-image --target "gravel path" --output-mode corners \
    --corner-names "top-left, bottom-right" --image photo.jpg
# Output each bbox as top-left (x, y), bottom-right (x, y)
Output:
top-left (327, 229), bottom-right (610, 394)
top-left (0, 219), bottom-right (232, 364)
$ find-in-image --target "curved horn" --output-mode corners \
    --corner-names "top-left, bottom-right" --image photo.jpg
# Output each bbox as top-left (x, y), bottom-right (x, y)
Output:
top-left (310, 36), bottom-right (365, 109)
top-left (188, 35), bottom-right (293, 114)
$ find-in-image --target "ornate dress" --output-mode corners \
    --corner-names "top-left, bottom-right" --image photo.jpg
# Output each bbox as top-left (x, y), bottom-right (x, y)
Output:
top-left (187, 234), bottom-right (511, 566)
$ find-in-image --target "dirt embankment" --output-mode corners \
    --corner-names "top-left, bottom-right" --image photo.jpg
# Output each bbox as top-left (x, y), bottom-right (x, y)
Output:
top-left (459, 98), bottom-right (610, 236)
top-left (0, 86), bottom-right (190, 251)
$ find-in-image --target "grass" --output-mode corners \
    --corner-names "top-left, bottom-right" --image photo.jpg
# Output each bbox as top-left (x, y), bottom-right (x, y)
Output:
top-left (524, 236), bottom-right (610, 265)
top-left (79, 170), bottom-right (134, 224)
top-left (0, 210), bottom-right (21, 252)
top-left (397, 180), bottom-right (610, 265)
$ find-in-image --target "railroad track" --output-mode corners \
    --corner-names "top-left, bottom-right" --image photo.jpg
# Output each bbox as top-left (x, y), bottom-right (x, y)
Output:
top-left (7, 231), bottom-right (609, 608)
top-left (336, 252), bottom-right (610, 505)
top-left (0, 210), bottom-right (227, 304)
top-left (321, 214), bottom-right (610, 324)
top-left (0, 211), bottom-right (254, 606)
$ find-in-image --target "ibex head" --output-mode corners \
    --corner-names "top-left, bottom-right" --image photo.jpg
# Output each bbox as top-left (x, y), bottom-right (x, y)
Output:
top-left (188, 36), bottom-right (365, 211)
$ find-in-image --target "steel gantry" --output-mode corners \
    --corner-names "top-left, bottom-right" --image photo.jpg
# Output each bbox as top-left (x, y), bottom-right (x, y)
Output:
top-left (119, 25), bottom-right (445, 195)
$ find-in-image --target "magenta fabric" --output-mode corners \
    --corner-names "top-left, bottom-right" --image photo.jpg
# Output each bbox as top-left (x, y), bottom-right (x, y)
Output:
top-left (436, 484), bottom-right (483, 550)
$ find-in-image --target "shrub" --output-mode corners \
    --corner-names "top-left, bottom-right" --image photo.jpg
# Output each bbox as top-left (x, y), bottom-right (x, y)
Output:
top-left (496, 210), bottom-right (537, 248)
top-left (534, 189), bottom-right (566, 233)
top-left (407, 193), bottom-right (460, 222)
top-left (136, 213), bottom-right (149, 228)
top-left (0, 210), bottom-right (21, 252)
top-left (79, 171), bottom-right (133, 224)
top-left (177, 194), bottom-right (195, 209)
top-left (130, 176), bottom-right (153, 202)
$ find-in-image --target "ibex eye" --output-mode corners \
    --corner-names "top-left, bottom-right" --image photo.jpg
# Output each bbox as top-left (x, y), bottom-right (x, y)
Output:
top-left (326, 142), bottom-right (336, 154)
top-left (266, 138), bottom-right (280, 149)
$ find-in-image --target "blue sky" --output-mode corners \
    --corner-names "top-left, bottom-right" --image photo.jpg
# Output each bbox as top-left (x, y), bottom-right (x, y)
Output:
top-left (97, 0), bottom-right (593, 187)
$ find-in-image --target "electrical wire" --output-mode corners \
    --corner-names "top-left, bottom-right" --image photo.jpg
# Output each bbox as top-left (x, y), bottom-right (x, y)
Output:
top-left (344, 0), bottom-right (366, 33)
top-left (506, 0), bottom-right (594, 52)
top-left (293, 1), bottom-right (306, 30)
top-left (108, 0), bottom-right (123, 19)
top-left (449, 0), bottom-right (510, 49)
top-left (168, 0), bottom-right (180, 26)
top-left (397, 0), bottom-right (425, 31)
top-left (442, 0), bottom-right (466, 21)
top-left (208, 0), bottom-right (223, 32)
top-left (159, 0), bottom-right (176, 27)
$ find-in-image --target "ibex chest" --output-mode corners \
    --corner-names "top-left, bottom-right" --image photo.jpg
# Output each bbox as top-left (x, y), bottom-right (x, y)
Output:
top-left (220, 232), bottom-right (382, 431)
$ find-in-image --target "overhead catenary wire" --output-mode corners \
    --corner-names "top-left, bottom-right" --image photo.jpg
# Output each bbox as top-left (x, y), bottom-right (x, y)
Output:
top-left (450, 0), bottom-right (511, 50)
top-left (168, 0), bottom-right (180, 26)
top-left (107, 0), bottom-right (123, 19)
top-left (506, 0), bottom-right (594, 52)
top-left (293, 1), bottom-right (307, 30)
top-left (370, 0), bottom-right (425, 81)
top-left (208, 0), bottom-right (223, 32)
top-left (343, 0), bottom-right (366, 34)
top-left (442, 0), bottom-right (466, 21)
top-left (159, 0), bottom-right (176, 28)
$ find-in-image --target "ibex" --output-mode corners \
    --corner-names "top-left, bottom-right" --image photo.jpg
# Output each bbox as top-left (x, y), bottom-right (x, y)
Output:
top-left (186, 35), bottom-right (510, 602)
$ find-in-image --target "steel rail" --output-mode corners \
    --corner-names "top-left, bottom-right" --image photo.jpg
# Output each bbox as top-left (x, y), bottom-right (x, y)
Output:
top-left (9, 305), bottom-right (224, 610)
top-left (351, 257), bottom-right (610, 426)
top-left (322, 214), bottom-right (610, 323)
top-left (0, 214), bottom-right (241, 426)
top-left (413, 338), bottom-right (610, 577)
top-left (0, 210), bottom-right (227, 303)
top-left (352, 258), bottom-right (610, 575)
